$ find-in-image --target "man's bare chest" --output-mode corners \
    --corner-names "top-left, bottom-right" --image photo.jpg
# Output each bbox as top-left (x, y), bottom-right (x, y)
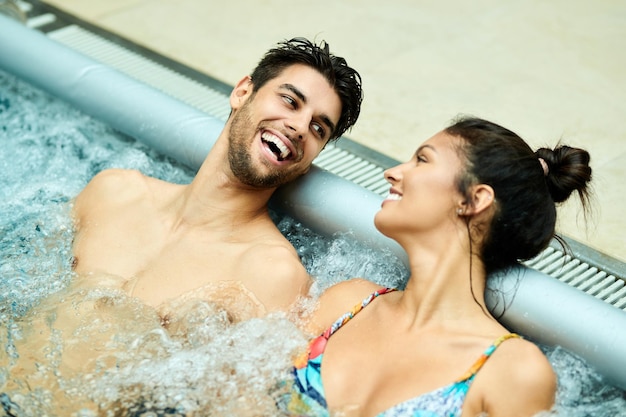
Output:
top-left (121, 242), bottom-right (249, 306)
top-left (73, 222), bottom-right (255, 303)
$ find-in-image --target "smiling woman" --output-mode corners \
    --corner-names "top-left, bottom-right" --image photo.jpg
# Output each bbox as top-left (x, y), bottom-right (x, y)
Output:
top-left (280, 118), bottom-right (593, 417)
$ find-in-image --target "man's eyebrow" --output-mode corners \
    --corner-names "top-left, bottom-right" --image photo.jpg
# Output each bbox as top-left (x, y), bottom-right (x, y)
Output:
top-left (280, 83), bottom-right (337, 135)
top-left (280, 83), bottom-right (306, 102)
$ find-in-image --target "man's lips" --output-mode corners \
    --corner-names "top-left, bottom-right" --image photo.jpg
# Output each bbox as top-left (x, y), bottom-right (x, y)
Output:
top-left (261, 130), bottom-right (295, 162)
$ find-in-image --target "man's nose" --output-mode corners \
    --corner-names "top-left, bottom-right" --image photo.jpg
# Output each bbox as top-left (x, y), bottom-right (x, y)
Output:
top-left (286, 112), bottom-right (309, 140)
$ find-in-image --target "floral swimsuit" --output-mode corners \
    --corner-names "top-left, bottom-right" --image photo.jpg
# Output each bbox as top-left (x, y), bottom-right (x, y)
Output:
top-left (280, 287), bottom-right (520, 417)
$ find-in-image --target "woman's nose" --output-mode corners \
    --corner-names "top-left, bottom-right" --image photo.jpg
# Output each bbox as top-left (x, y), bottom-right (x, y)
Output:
top-left (384, 165), bottom-right (402, 183)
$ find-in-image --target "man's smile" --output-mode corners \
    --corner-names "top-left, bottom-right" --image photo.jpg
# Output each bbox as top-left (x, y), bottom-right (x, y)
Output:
top-left (261, 130), bottom-right (296, 162)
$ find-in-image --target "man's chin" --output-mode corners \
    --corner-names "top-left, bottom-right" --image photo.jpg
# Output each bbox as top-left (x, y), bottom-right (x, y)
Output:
top-left (238, 173), bottom-right (290, 189)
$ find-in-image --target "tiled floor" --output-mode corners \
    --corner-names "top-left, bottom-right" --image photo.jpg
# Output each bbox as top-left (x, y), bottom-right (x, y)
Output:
top-left (42, 0), bottom-right (626, 264)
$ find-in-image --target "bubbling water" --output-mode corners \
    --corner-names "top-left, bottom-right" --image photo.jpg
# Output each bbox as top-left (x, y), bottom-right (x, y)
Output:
top-left (1, 69), bottom-right (624, 416)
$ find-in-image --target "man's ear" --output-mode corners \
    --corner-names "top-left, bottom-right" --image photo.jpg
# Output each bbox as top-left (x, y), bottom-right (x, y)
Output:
top-left (229, 75), bottom-right (253, 110)
top-left (464, 184), bottom-right (495, 216)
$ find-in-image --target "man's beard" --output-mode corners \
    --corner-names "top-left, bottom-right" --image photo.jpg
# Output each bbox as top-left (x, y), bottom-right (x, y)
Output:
top-left (227, 99), bottom-right (305, 188)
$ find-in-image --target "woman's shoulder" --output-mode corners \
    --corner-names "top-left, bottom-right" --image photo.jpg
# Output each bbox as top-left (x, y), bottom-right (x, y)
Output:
top-left (305, 278), bottom-right (393, 334)
top-left (473, 335), bottom-right (556, 415)
top-left (321, 278), bottom-right (385, 301)
top-left (505, 337), bottom-right (556, 390)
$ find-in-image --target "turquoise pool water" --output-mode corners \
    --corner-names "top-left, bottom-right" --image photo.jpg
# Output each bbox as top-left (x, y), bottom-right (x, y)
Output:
top-left (1, 69), bottom-right (624, 416)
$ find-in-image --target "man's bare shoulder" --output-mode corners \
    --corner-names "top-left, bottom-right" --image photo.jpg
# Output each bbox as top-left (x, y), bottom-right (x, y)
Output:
top-left (73, 169), bottom-right (172, 220)
top-left (237, 239), bottom-right (311, 311)
top-left (74, 169), bottom-right (145, 208)
top-left (249, 238), bottom-right (308, 270)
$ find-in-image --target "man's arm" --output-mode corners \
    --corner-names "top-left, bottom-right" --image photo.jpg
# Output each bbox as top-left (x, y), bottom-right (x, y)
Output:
top-left (71, 169), bottom-right (147, 272)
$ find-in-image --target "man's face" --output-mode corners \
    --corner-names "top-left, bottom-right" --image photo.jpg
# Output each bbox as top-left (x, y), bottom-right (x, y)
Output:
top-left (227, 64), bottom-right (342, 188)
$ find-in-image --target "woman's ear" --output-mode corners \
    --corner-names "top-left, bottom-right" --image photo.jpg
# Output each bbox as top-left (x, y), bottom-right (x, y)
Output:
top-left (465, 184), bottom-right (495, 216)
top-left (229, 75), bottom-right (253, 110)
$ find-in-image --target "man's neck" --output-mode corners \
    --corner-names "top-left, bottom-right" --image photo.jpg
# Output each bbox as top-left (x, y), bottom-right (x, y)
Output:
top-left (171, 139), bottom-right (276, 229)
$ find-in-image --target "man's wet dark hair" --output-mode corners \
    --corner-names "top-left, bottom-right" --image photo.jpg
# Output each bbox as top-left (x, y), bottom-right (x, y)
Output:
top-left (250, 37), bottom-right (363, 140)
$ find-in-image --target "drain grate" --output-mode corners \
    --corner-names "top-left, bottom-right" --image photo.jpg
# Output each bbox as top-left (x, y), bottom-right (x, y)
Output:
top-left (524, 246), bottom-right (626, 311)
top-left (19, 0), bottom-right (626, 312)
top-left (47, 25), bottom-right (232, 121)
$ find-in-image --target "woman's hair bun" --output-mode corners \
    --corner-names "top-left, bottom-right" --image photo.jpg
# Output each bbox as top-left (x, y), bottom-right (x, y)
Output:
top-left (535, 146), bottom-right (592, 204)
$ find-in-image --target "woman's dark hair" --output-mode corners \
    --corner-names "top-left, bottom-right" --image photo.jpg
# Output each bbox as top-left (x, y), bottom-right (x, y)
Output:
top-left (446, 116), bottom-right (592, 274)
top-left (250, 37), bottom-right (363, 141)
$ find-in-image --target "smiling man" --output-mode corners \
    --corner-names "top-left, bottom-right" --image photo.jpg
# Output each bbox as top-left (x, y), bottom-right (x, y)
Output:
top-left (70, 38), bottom-right (362, 321)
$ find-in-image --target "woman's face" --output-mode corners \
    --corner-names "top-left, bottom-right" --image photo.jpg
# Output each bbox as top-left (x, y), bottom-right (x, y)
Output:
top-left (374, 131), bottom-right (465, 242)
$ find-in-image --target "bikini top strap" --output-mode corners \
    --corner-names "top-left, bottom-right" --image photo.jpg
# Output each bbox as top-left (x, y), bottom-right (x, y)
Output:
top-left (323, 287), bottom-right (397, 339)
top-left (456, 333), bottom-right (522, 382)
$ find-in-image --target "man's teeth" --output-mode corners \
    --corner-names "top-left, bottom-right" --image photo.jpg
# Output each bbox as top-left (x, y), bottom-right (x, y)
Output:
top-left (386, 193), bottom-right (402, 201)
top-left (262, 132), bottom-right (291, 160)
